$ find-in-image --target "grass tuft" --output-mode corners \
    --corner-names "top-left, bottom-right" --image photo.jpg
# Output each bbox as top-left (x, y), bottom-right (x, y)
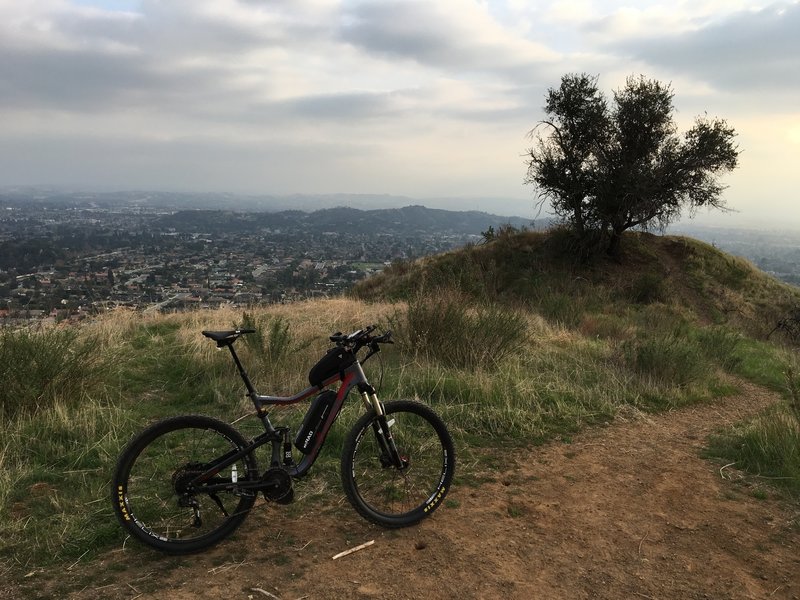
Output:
top-left (391, 290), bottom-right (528, 370)
top-left (0, 326), bottom-right (107, 419)
top-left (707, 404), bottom-right (800, 498)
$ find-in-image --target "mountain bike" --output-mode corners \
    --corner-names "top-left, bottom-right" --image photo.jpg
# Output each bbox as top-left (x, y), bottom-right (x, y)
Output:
top-left (111, 325), bottom-right (455, 554)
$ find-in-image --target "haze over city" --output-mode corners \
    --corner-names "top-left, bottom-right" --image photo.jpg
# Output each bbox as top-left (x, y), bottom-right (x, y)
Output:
top-left (1, 0), bottom-right (798, 227)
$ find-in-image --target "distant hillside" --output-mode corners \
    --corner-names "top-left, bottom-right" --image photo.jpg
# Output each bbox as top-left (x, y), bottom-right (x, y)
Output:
top-left (0, 188), bottom-right (536, 218)
top-left (355, 229), bottom-right (800, 339)
top-left (155, 205), bottom-right (531, 236)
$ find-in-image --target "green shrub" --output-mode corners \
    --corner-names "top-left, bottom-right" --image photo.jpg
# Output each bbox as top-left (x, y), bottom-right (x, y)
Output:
top-left (392, 292), bottom-right (527, 370)
top-left (240, 312), bottom-right (293, 365)
top-left (0, 326), bottom-right (105, 419)
top-left (623, 329), bottom-right (707, 386)
top-left (578, 313), bottom-right (630, 340)
top-left (692, 326), bottom-right (744, 372)
top-left (629, 273), bottom-right (667, 304)
top-left (533, 290), bottom-right (584, 328)
top-left (707, 405), bottom-right (800, 497)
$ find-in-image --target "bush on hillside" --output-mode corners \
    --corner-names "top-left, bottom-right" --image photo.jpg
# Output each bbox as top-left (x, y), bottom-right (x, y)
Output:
top-left (0, 326), bottom-right (105, 419)
top-left (391, 291), bottom-right (527, 370)
top-left (623, 329), bottom-right (707, 387)
top-left (629, 273), bottom-right (667, 304)
top-left (240, 311), bottom-right (294, 365)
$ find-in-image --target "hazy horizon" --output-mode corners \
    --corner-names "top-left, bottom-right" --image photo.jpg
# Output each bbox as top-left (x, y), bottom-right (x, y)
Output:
top-left (5, 184), bottom-right (800, 233)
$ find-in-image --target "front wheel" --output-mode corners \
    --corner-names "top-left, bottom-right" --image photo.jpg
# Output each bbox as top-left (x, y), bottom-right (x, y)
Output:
top-left (341, 400), bottom-right (455, 527)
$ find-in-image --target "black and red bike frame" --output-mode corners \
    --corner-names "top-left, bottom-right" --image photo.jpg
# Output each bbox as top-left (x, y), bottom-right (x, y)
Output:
top-left (188, 331), bottom-right (399, 495)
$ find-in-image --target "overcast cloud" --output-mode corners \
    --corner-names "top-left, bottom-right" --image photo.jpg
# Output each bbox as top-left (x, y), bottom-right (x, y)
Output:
top-left (615, 2), bottom-right (800, 96)
top-left (0, 0), bottom-right (798, 226)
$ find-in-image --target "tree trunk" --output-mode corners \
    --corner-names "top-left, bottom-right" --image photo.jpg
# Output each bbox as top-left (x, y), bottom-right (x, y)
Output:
top-left (607, 230), bottom-right (623, 259)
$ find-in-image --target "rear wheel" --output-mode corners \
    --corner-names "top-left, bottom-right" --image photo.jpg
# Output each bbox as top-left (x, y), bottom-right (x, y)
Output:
top-left (341, 400), bottom-right (455, 527)
top-left (112, 415), bottom-right (258, 554)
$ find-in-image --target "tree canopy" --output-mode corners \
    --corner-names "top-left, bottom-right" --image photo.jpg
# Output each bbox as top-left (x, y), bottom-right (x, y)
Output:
top-left (525, 73), bottom-right (739, 256)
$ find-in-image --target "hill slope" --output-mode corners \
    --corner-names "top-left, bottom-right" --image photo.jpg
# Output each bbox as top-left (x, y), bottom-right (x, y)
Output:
top-left (355, 229), bottom-right (800, 339)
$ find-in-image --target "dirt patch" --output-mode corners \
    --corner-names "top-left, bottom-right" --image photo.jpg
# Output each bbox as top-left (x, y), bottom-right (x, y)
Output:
top-left (10, 382), bottom-right (800, 599)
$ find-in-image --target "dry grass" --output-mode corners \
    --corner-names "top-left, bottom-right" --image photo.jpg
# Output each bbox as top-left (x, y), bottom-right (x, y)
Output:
top-left (355, 230), bottom-right (800, 338)
top-left (159, 298), bottom-right (398, 347)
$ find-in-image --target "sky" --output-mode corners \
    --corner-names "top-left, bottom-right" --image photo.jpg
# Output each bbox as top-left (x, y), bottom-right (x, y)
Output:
top-left (0, 0), bottom-right (798, 226)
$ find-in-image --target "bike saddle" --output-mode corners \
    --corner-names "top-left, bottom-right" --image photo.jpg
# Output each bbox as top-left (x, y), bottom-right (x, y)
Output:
top-left (201, 329), bottom-right (255, 346)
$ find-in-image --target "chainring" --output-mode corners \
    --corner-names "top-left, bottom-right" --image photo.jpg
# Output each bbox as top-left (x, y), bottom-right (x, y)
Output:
top-left (260, 467), bottom-right (294, 504)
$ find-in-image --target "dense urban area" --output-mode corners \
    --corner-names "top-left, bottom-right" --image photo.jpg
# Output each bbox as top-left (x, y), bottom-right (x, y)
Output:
top-left (2, 190), bottom-right (799, 324)
top-left (0, 191), bottom-right (528, 323)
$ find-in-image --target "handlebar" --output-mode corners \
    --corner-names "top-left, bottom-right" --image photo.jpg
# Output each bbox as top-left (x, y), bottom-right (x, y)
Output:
top-left (330, 325), bottom-right (393, 351)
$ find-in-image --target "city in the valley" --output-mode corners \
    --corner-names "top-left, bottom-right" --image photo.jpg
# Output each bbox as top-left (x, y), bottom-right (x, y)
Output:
top-left (0, 191), bottom-right (528, 322)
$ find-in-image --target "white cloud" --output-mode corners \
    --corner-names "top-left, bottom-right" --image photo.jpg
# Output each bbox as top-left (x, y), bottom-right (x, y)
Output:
top-left (612, 1), bottom-right (800, 97)
top-left (341, 0), bottom-right (559, 74)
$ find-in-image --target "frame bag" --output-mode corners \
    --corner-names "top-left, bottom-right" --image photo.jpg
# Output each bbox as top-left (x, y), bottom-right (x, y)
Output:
top-left (308, 347), bottom-right (356, 387)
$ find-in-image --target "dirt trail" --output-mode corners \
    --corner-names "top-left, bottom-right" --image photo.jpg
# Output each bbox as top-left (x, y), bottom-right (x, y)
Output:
top-left (20, 382), bottom-right (800, 600)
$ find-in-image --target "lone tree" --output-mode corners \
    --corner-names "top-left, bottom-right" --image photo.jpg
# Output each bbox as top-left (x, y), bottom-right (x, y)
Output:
top-left (525, 73), bottom-right (739, 256)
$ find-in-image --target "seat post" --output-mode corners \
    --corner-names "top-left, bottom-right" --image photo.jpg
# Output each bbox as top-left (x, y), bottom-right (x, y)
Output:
top-left (226, 343), bottom-right (257, 397)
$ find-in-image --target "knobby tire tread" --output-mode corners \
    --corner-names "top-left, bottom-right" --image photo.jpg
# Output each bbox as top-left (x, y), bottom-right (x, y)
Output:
top-left (111, 414), bottom-right (258, 554)
top-left (340, 400), bottom-right (455, 528)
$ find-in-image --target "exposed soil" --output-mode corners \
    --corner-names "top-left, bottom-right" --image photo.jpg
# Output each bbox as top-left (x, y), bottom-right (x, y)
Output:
top-left (10, 382), bottom-right (800, 600)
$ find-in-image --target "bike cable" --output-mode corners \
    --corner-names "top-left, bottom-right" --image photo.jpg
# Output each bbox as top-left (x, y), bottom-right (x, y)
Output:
top-left (375, 346), bottom-right (385, 395)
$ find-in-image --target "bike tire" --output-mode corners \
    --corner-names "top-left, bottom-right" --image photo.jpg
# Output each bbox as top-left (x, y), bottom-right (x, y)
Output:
top-left (341, 400), bottom-right (455, 528)
top-left (112, 414), bottom-right (258, 554)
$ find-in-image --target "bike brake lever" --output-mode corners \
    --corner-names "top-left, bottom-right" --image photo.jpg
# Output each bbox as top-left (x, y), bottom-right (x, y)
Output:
top-left (375, 331), bottom-right (394, 344)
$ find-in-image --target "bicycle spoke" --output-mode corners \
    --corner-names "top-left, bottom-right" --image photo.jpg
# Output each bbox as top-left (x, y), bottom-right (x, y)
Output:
top-left (342, 401), bottom-right (454, 527)
top-left (114, 415), bottom-right (257, 551)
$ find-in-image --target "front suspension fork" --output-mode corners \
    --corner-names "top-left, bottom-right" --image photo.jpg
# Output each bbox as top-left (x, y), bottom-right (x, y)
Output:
top-left (360, 390), bottom-right (405, 469)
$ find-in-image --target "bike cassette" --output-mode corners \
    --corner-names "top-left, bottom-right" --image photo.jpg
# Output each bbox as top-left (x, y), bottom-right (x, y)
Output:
top-left (172, 462), bottom-right (205, 495)
top-left (260, 467), bottom-right (294, 504)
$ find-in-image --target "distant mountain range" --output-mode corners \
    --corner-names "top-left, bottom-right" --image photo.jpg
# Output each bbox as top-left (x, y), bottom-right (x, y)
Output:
top-left (0, 187), bottom-right (539, 220)
top-left (156, 205), bottom-right (533, 236)
top-left (1, 187), bottom-right (536, 236)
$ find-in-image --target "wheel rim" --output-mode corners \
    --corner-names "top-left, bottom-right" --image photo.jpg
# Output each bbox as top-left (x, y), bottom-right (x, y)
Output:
top-left (351, 410), bottom-right (448, 519)
top-left (121, 425), bottom-right (251, 544)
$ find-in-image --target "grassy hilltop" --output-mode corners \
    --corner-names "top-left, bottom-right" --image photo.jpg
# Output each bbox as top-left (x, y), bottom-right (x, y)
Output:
top-left (1, 229), bottom-right (799, 585)
top-left (356, 228), bottom-right (798, 335)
